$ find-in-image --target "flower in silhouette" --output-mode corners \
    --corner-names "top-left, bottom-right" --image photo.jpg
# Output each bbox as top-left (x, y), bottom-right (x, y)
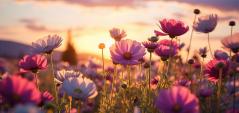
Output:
top-left (62, 77), bottom-right (98, 101)
top-left (154, 19), bottom-right (189, 38)
top-left (110, 39), bottom-right (146, 65)
top-left (109, 28), bottom-right (127, 41)
top-left (18, 54), bottom-right (47, 73)
top-left (0, 76), bottom-right (41, 106)
top-left (155, 39), bottom-right (179, 60)
top-left (32, 34), bottom-right (63, 54)
top-left (193, 14), bottom-right (218, 33)
top-left (155, 86), bottom-right (199, 113)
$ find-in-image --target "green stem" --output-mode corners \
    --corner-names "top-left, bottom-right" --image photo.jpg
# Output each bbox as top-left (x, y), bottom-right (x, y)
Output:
top-left (50, 53), bottom-right (59, 108)
top-left (127, 65), bottom-right (131, 87)
top-left (101, 49), bottom-right (105, 74)
top-left (34, 73), bottom-right (39, 90)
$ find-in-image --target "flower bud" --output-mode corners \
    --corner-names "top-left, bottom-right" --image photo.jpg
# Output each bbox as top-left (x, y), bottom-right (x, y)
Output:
top-left (98, 43), bottom-right (105, 49)
top-left (193, 9), bottom-right (200, 15)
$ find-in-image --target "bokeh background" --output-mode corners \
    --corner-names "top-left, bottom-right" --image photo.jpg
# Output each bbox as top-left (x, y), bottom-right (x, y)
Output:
top-left (0, 0), bottom-right (239, 61)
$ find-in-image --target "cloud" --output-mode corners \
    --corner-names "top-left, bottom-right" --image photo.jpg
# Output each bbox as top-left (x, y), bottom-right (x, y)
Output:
top-left (171, 0), bottom-right (239, 11)
top-left (19, 18), bottom-right (60, 32)
top-left (16, 0), bottom-right (141, 8)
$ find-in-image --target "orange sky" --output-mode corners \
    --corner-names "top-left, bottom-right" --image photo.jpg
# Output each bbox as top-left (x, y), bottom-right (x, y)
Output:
top-left (0, 0), bottom-right (239, 60)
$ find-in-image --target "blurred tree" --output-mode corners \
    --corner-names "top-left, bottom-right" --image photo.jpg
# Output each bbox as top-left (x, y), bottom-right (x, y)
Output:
top-left (61, 29), bottom-right (78, 65)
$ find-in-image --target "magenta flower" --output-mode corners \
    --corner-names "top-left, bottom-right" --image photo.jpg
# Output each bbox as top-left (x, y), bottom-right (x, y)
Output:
top-left (109, 28), bottom-right (127, 41)
top-left (155, 39), bottom-right (179, 60)
top-left (214, 50), bottom-right (229, 60)
top-left (154, 19), bottom-right (189, 38)
top-left (204, 59), bottom-right (229, 82)
top-left (155, 86), bottom-right (199, 113)
top-left (19, 54), bottom-right (47, 73)
top-left (221, 33), bottom-right (239, 53)
top-left (0, 76), bottom-right (41, 106)
top-left (142, 41), bottom-right (158, 52)
top-left (41, 91), bottom-right (54, 103)
top-left (110, 39), bottom-right (146, 65)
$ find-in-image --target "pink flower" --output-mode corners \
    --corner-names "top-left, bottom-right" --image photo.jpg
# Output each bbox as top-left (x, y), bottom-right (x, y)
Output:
top-left (154, 19), bottom-right (189, 38)
top-left (18, 54), bottom-right (47, 73)
top-left (193, 14), bottom-right (218, 33)
top-left (41, 91), bottom-right (54, 103)
top-left (110, 39), bottom-right (146, 65)
top-left (0, 76), bottom-right (41, 106)
top-left (221, 33), bottom-right (239, 53)
top-left (204, 59), bottom-right (229, 82)
top-left (155, 39), bottom-right (179, 60)
top-left (155, 86), bottom-right (199, 113)
top-left (109, 28), bottom-right (127, 41)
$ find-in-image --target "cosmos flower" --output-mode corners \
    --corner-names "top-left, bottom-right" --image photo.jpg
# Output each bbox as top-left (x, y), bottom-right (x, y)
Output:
top-left (62, 77), bottom-right (98, 101)
top-left (55, 70), bottom-right (81, 83)
top-left (193, 14), bottom-right (218, 33)
top-left (155, 86), bottom-right (199, 113)
top-left (204, 59), bottom-right (229, 82)
top-left (110, 39), bottom-right (146, 65)
top-left (221, 33), bottom-right (239, 53)
top-left (197, 81), bottom-right (213, 97)
top-left (214, 50), bottom-right (229, 60)
top-left (142, 41), bottom-right (158, 52)
top-left (41, 91), bottom-right (54, 103)
top-left (32, 34), bottom-right (63, 54)
top-left (0, 76), bottom-right (41, 106)
top-left (155, 39), bottom-right (179, 60)
top-left (154, 19), bottom-right (189, 38)
top-left (109, 28), bottom-right (127, 41)
top-left (18, 54), bottom-right (47, 73)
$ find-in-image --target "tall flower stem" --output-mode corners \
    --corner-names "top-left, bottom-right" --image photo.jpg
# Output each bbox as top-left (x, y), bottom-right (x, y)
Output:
top-left (68, 96), bottom-right (72, 113)
top-left (165, 38), bottom-right (174, 80)
top-left (127, 65), bottom-right (131, 87)
top-left (148, 52), bottom-right (152, 89)
top-left (186, 14), bottom-right (197, 61)
top-left (34, 73), bottom-right (39, 90)
top-left (50, 53), bottom-right (59, 108)
top-left (230, 25), bottom-right (236, 112)
top-left (207, 33), bottom-right (213, 58)
top-left (110, 64), bottom-right (117, 104)
top-left (101, 48), bottom-right (105, 74)
top-left (217, 68), bottom-right (223, 113)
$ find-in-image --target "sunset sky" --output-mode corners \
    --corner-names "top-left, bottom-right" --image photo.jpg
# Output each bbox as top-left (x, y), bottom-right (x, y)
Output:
top-left (0, 0), bottom-right (239, 60)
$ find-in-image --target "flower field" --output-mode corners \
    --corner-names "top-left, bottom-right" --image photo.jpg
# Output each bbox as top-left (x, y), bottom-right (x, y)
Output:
top-left (0, 7), bottom-right (239, 113)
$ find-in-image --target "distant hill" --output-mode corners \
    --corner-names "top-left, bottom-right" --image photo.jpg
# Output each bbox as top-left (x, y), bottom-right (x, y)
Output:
top-left (0, 40), bottom-right (31, 59)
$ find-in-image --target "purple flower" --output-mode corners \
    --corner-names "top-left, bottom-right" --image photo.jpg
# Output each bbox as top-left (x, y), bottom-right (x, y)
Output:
top-left (193, 14), bottom-right (218, 33)
top-left (199, 47), bottom-right (207, 58)
top-left (204, 59), bottom-right (229, 82)
top-left (55, 70), bottom-right (81, 83)
top-left (0, 76), bottom-right (41, 106)
top-left (155, 86), bottom-right (199, 113)
top-left (142, 41), bottom-right (158, 52)
top-left (214, 50), bottom-right (229, 60)
top-left (18, 54), bottom-right (47, 73)
top-left (221, 33), bottom-right (239, 53)
top-left (110, 39), bottom-right (146, 65)
top-left (155, 39), bottom-right (179, 60)
top-left (154, 19), bottom-right (189, 38)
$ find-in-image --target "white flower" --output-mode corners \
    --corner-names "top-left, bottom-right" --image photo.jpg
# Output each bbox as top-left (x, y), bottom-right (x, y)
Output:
top-left (55, 70), bottom-right (81, 83)
top-left (221, 33), bottom-right (239, 53)
top-left (32, 35), bottom-right (63, 54)
top-left (193, 14), bottom-right (218, 33)
top-left (109, 28), bottom-right (127, 41)
top-left (62, 77), bottom-right (98, 100)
